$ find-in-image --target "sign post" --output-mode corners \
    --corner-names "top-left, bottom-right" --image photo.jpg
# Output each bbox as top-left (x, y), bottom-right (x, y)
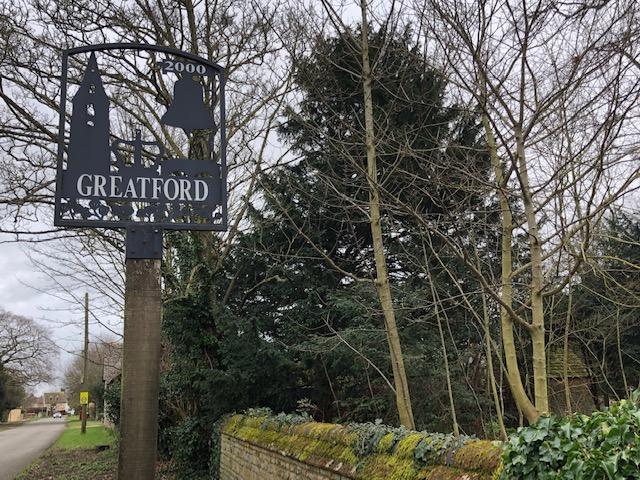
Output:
top-left (118, 251), bottom-right (162, 478)
top-left (80, 389), bottom-right (89, 433)
top-left (54, 44), bottom-right (227, 479)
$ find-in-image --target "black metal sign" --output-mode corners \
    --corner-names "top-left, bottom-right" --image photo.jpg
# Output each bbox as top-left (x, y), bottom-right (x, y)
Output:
top-left (54, 44), bottom-right (227, 231)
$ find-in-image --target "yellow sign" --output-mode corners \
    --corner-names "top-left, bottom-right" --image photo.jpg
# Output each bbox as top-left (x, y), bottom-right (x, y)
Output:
top-left (80, 391), bottom-right (89, 405)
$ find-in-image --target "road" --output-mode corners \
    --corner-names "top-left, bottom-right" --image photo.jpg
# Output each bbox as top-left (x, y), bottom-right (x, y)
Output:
top-left (0, 418), bottom-right (66, 480)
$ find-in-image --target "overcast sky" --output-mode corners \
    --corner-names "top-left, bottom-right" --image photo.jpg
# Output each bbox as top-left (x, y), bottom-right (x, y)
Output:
top-left (0, 239), bottom-right (119, 395)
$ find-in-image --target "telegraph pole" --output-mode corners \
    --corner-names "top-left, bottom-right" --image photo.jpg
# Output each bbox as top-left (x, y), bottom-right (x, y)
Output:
top-left (81, 292), bottom-right (89, 434)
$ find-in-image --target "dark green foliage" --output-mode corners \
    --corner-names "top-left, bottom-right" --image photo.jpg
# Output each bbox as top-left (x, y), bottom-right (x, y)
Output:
top-left (159, 232), bottom-right (303, 478)
top-left (268, 23), bottom-right (496, 431)
top-left (0, 368), bottom-right (25, 421)
top-left (501, 392), bottom-right (640, 479)
top-left (579, 213), bottom-right (640, 400)
top-left (164, 416), bottom-right (210, 480)
top-left (161, 24), bottom-right (496, 478)
top-left (103, 376), bottom-right (120, 426)
top-left (280, 26), bottom-right (489, 220)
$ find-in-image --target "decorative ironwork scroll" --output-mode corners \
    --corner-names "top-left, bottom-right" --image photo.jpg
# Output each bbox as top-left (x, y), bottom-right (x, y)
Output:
top-left (54, 44), bottom-right (227, 231)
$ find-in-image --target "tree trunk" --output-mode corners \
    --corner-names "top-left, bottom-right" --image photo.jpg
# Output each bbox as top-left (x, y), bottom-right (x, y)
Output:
top-left (359, 0), bottom-right (415, 429)
top-left (563, 288), bottom-right (573, 414)
top-left (480, 284), bottom-right (508, 440)
top-left (427, 268), bottom-right (459, 435)
top-left (615, 307), bottom-right (629, 397)
top-left (515, 126), bottom-right (549, 415)
top-left (482, 113), bottom-right (540, 423)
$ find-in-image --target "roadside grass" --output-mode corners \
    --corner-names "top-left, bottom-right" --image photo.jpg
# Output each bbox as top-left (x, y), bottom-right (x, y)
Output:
top-left (54, 416), bottom-right (115, 449)
top-left (16, 416), bottom-right (117, 480)
top-left (16, 448), bottom-right (118, 480)
top-left (16, 416), bottom-right (174, 480)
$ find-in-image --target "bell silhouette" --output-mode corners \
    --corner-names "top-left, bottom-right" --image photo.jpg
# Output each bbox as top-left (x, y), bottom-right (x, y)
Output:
top-left (161, 76), bottom-right (214, 133)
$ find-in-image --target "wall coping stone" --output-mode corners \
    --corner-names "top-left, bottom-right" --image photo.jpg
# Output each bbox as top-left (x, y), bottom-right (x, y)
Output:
top-left (221, 414), bottom-right (503, 480)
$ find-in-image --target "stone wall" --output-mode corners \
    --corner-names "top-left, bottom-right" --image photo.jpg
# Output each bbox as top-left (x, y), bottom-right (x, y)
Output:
top-left (7, 408), bottom-right (23, 422)
top-left (219, 414), bottom-right (503, 480)
top-left (220, 433), bottom-right (353, 480)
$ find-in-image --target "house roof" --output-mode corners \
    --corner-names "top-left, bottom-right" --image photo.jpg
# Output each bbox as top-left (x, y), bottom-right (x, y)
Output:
top-left (44, 392), bottom-right (68, 404)
top-left (102, 342), bottom-right (122, 384)
top-left (547, 348), bottom-right (590, 378)
top-left (23, 394), bottom-right (45, 408)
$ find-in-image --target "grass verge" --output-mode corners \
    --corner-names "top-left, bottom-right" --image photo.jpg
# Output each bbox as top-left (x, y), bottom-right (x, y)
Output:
top-left (16, 417), bottom-right (117, 480)
top-left (17, 417), bottom-right (174, 480)
top-left (54, 417), bottom-right (115, 449)
top-left (16, 447), bottom-right (118, 480)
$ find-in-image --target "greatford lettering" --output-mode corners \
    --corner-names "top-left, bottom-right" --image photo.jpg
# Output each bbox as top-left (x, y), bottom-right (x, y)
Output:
top-left (76, 174), bottom-right (209, 202)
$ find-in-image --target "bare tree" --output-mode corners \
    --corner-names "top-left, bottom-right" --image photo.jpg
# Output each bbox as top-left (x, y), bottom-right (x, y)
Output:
top-left (408, 0), bottom-right (640, 422)
top-left (357, 0), bottom-right (415, 429)
top-left (63, 335), bottom-right (120, 413)
top-left (257, 0), bottom-right (420, 428)
top-left (0, 308), bottom-right (56, 386)
top-left (0, 0), bottom-right (297, 327)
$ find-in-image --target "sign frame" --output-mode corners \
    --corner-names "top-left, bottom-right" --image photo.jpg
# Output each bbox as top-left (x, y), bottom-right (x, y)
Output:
top-left (53, 43), bottom-right (228, 232)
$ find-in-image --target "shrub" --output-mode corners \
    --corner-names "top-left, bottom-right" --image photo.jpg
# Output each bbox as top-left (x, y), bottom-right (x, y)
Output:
top-left (103, 377), bottom-right (120, 427)
top-left (501, 391), bottom-right (640, 480)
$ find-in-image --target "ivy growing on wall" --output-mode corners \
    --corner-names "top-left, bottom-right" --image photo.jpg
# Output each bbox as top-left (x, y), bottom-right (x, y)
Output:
top-left (501, 392), bottom-right (640, 479)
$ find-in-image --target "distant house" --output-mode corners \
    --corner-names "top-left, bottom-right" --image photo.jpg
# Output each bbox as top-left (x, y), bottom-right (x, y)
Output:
top-left (44, 390), bottom-right (70, 415)
top-left (547, 347), bottom-right (596, 415)
top-left (22, 394), bottom-right (47, 417)
top-left (102, 342), bottom-right (122, 427)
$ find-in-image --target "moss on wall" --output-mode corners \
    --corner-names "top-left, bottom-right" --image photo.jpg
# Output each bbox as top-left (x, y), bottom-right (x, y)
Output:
top-left (222, 414), bottom-right (502, 480)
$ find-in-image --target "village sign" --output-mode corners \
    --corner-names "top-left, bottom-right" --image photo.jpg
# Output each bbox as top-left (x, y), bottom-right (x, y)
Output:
top-left (53, 43), bottom-right (227, 479)
top-left (54, 43), bottom-right (227, 246)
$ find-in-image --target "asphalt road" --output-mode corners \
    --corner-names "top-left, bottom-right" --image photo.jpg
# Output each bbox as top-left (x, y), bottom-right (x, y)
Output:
top-left (0, 418), bottom-right (66, 480)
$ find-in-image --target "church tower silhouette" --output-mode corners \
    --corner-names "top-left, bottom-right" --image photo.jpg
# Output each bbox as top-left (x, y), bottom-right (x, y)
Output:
top-left (63, 52), bottom-right (110, 196)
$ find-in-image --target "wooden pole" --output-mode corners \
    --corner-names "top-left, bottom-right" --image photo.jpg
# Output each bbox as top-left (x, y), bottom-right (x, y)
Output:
top-left (117, 257), bottom-right (162, 480)
top-left (81, 292), bottom-right (88, 434)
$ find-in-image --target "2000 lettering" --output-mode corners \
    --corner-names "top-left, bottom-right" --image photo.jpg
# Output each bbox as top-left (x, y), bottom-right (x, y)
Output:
top-left (162, 59), bottom-right (206, 75)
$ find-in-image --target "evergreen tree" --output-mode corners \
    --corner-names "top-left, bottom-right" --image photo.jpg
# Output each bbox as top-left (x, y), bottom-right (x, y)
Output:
top-left (158, 24), bottom-right (498, 476)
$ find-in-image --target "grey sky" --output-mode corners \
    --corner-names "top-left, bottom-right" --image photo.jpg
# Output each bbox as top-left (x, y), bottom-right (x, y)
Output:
top-left (0, 240), bottom-right (121, 395)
